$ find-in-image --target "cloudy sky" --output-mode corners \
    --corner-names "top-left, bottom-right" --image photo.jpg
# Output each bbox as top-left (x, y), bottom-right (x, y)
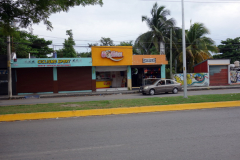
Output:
top-left (30, 0), bottom-right (240, 52)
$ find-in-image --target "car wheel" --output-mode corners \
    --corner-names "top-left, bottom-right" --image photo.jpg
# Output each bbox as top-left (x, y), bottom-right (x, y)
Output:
top-left (149, 89), bottom-right (155, 95)
top-left (172, 88), bottom-right (178, 94)
top-left (142, 93), bottom-right (146, 95)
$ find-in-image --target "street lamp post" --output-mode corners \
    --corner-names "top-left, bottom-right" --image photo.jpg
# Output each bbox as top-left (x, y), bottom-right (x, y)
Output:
top-left (181, 0), bottom-right (188, 98)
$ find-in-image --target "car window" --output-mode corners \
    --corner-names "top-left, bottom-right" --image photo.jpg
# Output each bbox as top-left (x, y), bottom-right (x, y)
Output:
top-left (166, 80), bottom-right (172, 84)
top-left (158, 80), bottom-right (165, 85)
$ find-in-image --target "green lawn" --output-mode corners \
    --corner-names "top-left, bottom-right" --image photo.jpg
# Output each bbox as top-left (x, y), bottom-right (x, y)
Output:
top-left (0, 93), bottom-right (240, 115)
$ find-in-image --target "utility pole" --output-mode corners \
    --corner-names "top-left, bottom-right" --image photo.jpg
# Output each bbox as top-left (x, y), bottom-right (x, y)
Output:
top-left (170, 28), bottom-right (173, 79)
top-left (181, 0), bottom-right (188, 98)
top-left (175, 59), bottom-right (177, 73)
top-left (7, 36), bottom-right (12, 99)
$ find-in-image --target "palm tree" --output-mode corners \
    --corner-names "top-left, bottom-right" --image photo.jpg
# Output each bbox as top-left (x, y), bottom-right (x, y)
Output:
top-left (134, 31), bottom-right (154, 55)
top-left (136, 3), bottom-right (176, 54)
top-left (178, 23), bottom-right (218, 72)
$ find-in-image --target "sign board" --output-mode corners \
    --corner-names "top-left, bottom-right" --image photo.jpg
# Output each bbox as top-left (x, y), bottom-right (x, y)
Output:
top-left (92, 46), bottom-right (132, 66)
top-left (143, 58), bottom-right (156, 63)
top-left (132, 55), bottom-right (168, 65)
top-left (11, 58), bottom-right (92, 68)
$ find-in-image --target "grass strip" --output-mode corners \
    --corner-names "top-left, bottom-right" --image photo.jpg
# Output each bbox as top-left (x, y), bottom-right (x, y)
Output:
top-left (0, 93), bottom-right (240, 115)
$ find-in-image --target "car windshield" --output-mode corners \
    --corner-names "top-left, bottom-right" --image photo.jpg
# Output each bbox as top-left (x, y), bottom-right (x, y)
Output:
top-left (143, 79), bottom-right (159, 85)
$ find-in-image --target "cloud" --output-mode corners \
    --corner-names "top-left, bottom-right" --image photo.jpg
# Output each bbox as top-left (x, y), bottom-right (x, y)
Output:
top-left (30, 0), bottom-right (240, 52)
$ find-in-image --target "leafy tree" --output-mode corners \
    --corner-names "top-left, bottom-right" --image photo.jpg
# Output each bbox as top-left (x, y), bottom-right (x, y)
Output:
top-left (77, 52), bottom-right (91, 57)
top-left (178, 23), bottom-right (218, 72)
top-left (0, 0), bottom-right (103, 35)
top-left (88, 43), bottom-right (98, 47)
top-left (23, 32), bottom-right (53, 58)
top-left (100, 37), bottom-right (114, 46)
top-left (141, 3), bottom-right (176, 53)
top-left (12, 31), bottom-right (32, 58)
top-left (0, 34), bottom-right (7, 55)
top-left (57, 29), bottom-right (77, 58)
top-left (117, 40), bottom-right (139, 55)
top-left (0, 29), bottom-right (53, 58)
top-left (118, 41), bottom-right (133, 46)
top-left (149, 46), bottom-right (159, 55)
top-left (134, 32), bottom-right (154, 55)
top-left (213, 37), bottom-right (240, 63)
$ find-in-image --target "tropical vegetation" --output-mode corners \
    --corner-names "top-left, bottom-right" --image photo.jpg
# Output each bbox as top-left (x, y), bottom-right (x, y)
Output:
top-left (0, 0), bottom-right (103, 35)
top-left (0, 28), bottom-right (53, 58)
top-left (100, 37), bottom-right (115, 46)
top-left (213, 37), bottom-right (240, 63)
top-left (135, 3), bottom-right (176, 55)
top-left (177, 23), bottom-right (218, 72)
top-left (56, 29), bottom-right (77, 58)
top-left (134, 3), bottom-right (219, 73)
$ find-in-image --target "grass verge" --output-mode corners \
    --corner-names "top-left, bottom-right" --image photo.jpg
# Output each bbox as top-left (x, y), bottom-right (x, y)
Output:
top-left (0, 93), bottom-right (240, 115)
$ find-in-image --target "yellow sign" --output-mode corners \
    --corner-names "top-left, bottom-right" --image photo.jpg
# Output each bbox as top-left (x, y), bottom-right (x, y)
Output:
top-left (96, 81), bottom-right (112, 88)
top-left (38, 60), bottom-right (71, 64)
top-left (92, 46), bottom-right (132, 66)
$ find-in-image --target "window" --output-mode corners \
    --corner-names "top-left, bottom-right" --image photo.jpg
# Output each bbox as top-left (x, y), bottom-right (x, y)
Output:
top-left (166, 80), bottom-right (172, 84)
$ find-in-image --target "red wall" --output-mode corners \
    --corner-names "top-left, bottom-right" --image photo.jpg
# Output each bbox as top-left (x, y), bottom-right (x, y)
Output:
top-left (16, 68), bottom-right (53, 93)
top-left (194, 61), bottom-right (208, 73)
top-left (16, 67), bottom-right (94, 93)
top-left (57, 67), bottom-right (92, 91)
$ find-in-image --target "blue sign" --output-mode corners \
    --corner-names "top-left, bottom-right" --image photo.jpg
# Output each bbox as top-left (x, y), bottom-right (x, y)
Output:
top-left (11, 58), bottom-right (92, 68)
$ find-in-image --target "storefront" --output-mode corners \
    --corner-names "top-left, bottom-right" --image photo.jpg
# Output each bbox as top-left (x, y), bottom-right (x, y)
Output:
top-left (6, 46), bottom-right (169, 95)
top-left (132, 55), bottom-right (168, 87)
top-left (11, 58), bottom-right (94, 95)
top-left (92, 46), bottom-right (132, 91)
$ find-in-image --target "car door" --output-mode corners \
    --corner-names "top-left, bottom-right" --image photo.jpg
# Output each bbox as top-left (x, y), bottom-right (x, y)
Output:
top-left (165, 80), bottom-right (174, 92)
top-left (155, 80), bottom-right (166, 93)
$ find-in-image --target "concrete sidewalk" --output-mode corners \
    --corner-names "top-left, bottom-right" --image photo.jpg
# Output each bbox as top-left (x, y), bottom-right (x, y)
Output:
top-left (0, 84), bottom-right (240, 100)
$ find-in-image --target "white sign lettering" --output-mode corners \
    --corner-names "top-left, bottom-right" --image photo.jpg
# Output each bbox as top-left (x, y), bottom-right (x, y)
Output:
top-left (101, 50), bottom-right (124, 62)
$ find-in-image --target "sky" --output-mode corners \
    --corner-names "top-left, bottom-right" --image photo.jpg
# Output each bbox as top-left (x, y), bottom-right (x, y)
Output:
top-left (30, 0), bottom-right (240, 53)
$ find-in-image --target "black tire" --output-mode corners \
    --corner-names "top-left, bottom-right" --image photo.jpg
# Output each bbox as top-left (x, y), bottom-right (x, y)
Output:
top-left (172, 88), bottom-right (178, 94)
top-left (142, 93), bottom-right (146, 95)
top-left (149, 89), bottom-right (155, 95)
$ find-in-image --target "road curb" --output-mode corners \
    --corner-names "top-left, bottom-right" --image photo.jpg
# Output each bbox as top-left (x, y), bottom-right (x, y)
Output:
top-left (1, 101), bottom-right (239, 122)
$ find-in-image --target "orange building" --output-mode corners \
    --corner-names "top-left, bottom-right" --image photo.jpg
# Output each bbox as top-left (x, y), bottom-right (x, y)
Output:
top-left (91, 46), bottom-right (168, 91)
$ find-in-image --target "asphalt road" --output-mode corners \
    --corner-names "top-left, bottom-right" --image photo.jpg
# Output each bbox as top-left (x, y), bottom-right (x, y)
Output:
top-left (0, 88), bottom-right (240, 106)
top-left (1, 107), bottom-right (240, 160)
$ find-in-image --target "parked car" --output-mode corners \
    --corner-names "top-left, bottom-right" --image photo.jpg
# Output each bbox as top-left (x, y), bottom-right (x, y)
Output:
top-left (139, 79), bottom-right (182, 95)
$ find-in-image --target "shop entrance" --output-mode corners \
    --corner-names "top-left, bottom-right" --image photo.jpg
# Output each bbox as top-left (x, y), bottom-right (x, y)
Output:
top-left (132, 66), bottom-right (161, 87)
top-left (95, 66), bottom-right (127, 91)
